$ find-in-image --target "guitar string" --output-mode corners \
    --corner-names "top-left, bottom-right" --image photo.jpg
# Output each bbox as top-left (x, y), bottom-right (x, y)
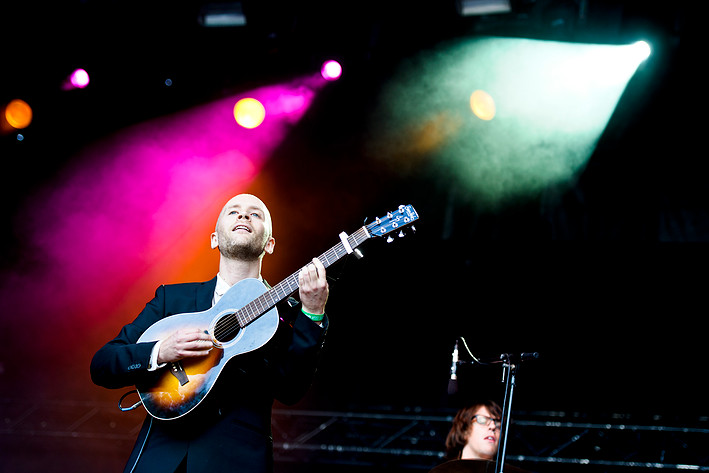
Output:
top-left (213, 227), bottom-right (371, 341)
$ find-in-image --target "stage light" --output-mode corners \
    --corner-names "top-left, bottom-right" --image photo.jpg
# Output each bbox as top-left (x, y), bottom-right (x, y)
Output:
top-left (457, 0), bottom-right (511, 16)
top-left (369, 37), bottom-right (653, 206)
top-left (470, 90), bottom-right (496, 120)
top-left (321, 60), bottom-right (342, 81)
top-left (234, 98), bottom-right (266, 128)
top-left (198, 2), bottom-right (246, 27)
top-left (631, 40), bottom-right (651, 63)
top-left (70, 68), bottom-right (90, 88)
top-left (4, 99), bottom-right (33, 129)
top-left (61, 68), bottom-right (90, 90)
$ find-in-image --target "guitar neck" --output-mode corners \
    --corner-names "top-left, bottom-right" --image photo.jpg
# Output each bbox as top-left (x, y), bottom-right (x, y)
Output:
top-left (236, 226), bottom-right (371, 325)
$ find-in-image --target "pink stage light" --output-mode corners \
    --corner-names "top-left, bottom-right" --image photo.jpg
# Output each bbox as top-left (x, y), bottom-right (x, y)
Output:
top-left (69, 68), bottom-right (90, 88)
top-left (1, 73), bottom-right (330, 370)
top-left (321, 60), bottom-right (342, 81)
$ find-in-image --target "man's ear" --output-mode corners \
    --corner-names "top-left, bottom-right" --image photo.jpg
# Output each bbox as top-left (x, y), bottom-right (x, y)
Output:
top-left (264, 237), bottom-right (275, 255)
top-left (210, 231), bottom-right (219, 250)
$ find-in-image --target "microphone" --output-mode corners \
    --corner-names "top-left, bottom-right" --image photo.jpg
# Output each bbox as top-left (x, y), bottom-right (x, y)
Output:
top-left (474, 352), bottom-right (540, 364)
top-left (447, 340), bottom-right (459, 395)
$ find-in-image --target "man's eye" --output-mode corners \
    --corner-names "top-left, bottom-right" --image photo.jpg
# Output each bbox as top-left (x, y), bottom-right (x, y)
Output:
top-left (251, 213), bottom-right (261, 218)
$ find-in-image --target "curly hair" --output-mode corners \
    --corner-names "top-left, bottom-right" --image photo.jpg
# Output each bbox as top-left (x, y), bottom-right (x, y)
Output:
top-left (444, 400), bottom-right (502, 460)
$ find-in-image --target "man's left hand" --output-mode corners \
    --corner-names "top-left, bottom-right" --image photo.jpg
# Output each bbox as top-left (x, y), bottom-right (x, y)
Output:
top-left (298, 257), bottom-right (329, 316)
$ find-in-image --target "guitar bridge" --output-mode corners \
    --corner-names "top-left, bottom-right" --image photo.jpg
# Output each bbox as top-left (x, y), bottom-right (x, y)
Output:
top-left (169, 362), bottom-right (189, 386)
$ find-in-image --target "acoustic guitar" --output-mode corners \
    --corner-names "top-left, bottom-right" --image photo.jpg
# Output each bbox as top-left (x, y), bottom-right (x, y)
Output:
top-left (135, 204), bottom-right (419, 420)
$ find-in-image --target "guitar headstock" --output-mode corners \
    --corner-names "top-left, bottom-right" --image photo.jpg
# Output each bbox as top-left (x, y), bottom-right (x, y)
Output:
top-left (365, 204), bottom-right (419, 239)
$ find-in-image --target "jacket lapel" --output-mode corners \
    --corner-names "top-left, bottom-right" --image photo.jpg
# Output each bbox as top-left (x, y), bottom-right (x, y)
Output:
top-left (196, 277), bottom-right (217, 311)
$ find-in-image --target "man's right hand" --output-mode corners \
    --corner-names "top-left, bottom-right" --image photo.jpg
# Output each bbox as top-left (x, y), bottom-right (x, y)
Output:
top-left (157, 328), bottom-right (214, 364)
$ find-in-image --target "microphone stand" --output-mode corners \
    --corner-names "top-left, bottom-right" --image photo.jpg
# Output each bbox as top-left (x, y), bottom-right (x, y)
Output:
top-left (455, 341), bottom-right (538, 473)
top-left (495, 354), bottom-right (517, 473)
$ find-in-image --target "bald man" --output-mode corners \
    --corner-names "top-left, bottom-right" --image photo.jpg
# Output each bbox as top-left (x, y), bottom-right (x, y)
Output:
top-left (91, 194), bottom-right (329, 473)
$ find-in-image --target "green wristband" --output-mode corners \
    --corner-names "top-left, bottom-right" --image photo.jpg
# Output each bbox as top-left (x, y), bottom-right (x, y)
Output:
top-left (301, 308), bottom-right (325, 322)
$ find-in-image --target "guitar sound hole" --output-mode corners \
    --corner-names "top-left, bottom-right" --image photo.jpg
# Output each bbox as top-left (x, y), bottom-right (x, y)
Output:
top-left (213, 314), bottom-right (241, 343)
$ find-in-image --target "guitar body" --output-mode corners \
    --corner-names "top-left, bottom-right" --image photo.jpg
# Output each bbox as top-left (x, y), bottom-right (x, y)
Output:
top-left (136, 278), bottom-right (279, 420)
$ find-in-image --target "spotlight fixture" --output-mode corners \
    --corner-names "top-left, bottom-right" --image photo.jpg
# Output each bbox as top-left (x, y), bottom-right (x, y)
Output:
top-left (61, 68), bottom-right (90, 91)
top-left (456, 0), bottom-right (511, 16)
top-left (320, 60), bottom-right (342, 81)
top-left (198, 2), bottom-right (246, 27)
top-left (69, 68), bottom-right (90, 89)
top-left (4, 99), bottom-right (33, 130)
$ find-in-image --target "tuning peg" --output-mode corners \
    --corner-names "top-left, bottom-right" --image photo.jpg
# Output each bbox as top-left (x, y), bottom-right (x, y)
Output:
top-left (398, 230), bottom-right (405, 238)
top-left (386, 236), bottom-right (394, 243)
top-left (354, 248), bottom-right (364, 259)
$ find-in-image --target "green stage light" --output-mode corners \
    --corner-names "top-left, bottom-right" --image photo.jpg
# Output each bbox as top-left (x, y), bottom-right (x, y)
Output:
top-left (368, 37), bottom-right (652, 208)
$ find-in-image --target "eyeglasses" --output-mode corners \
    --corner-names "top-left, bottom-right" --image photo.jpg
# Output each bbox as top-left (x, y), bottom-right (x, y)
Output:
top-left (471, 414), bottom-right (501, 429)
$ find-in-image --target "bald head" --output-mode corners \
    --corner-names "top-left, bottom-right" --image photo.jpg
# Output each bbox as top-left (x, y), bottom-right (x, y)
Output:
top-left (215, 193), bottom-right (273, 238)
top-left (211, 193), bottom-right (275, 262)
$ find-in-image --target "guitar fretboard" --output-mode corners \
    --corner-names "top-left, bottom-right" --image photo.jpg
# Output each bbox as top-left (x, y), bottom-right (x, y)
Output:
top-left (214, 226), bottom-right (370, 339)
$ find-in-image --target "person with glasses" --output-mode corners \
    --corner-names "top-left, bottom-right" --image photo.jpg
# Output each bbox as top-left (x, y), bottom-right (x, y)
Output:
top-left (445, 401), bottom-right (502, 461)
top-left (431, 401), bottom-right (529, 472)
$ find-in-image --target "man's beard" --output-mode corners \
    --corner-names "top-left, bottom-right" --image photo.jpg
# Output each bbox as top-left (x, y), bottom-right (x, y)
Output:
top-left (218, 231), bottom-right (267, 262)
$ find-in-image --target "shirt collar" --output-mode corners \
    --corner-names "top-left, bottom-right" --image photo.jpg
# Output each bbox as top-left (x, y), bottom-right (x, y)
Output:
top-left (213, 272), bottom-right (264, 306)
top-left (214, 273), bottom-right (231, 297)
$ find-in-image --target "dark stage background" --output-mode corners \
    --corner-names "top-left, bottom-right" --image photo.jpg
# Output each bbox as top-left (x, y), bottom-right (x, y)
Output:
top-left (1, 1), bottom-right (707, 472)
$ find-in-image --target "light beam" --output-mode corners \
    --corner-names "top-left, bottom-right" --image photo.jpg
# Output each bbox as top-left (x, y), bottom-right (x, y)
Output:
top-left (369, 37), bottom-right (653, 207)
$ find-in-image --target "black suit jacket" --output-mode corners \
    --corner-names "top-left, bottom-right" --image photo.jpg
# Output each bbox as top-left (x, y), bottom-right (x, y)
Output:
top-left (90, 277), bottom-right (328, 473)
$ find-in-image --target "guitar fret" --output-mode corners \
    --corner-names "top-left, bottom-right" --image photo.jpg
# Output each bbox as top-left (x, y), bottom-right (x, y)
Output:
top-left (237, 307), bottom-right (250, 325)
top-left (245, 301), bottom-right (262, 323)
top-left (322, 251), bottom-right (334, 266)
top-left (323, 248), bottom-right (337, 264)
top-left (263, 291), bottom-right (275, 308)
